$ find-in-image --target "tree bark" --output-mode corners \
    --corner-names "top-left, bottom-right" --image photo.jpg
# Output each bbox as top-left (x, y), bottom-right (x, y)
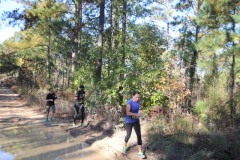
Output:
top-left (72, 0), bottom-right (83, 72)
top-left (119, 0), bottom-right (127, 109)
top-left (47, 20), bottom-right (52, 80)
top-left (187, 25), bottom-right (199, 108)
top-left (228, 4), bottom-right (236, 119)
top-left (95, 0), bottom-right (105, 85)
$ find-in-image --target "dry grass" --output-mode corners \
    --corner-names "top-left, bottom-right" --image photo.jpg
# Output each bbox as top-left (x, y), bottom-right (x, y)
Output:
top-left (145, 111), bottom-right (240, 160)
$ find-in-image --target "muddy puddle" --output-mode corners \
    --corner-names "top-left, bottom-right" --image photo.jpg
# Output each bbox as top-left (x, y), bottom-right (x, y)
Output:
top-left (0, 121), bottom-right (112, 160)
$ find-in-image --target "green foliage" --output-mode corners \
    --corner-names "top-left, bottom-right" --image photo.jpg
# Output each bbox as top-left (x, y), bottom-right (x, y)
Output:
top-left (193, 101), bottom-right (209, 120)
top-left (201, 75), bottom-right (229, 130)
top-left (150, 92), bottom-right (168, 107)
top-left (0, 45), bottom-right (19, 74)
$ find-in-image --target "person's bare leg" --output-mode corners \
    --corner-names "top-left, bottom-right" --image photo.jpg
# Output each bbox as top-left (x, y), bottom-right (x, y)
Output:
top-left (51, 112), bottom-right (55, 121)
top-left (50, 105), bottom-right (56, 121)
top-left (138, 145), bottom-right (143, 152)
top-left (46, 111), bottom-right (49, 121)
top-left (46, 106), bottom-right (50, 121)
top-left (124, 142), bottom-right (127, 148)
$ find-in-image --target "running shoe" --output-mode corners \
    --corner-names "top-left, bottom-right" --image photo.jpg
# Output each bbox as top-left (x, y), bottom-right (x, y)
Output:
top-left (72, 123), bottom-right (77, 128)
top-left (122, 146), bottom-right (127, 154)
top-left (138, 152), bottom-right (145, 159)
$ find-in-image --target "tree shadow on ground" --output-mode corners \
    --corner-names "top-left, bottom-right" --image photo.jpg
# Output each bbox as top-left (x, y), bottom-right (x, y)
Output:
top-left (67, 119), bottom-right (114, 139)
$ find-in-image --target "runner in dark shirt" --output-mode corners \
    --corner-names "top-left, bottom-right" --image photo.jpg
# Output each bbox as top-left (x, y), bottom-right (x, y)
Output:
top-left (45, 88), bottom-right (57, 122)
top-left (73, 85), bottom-right (85, 127)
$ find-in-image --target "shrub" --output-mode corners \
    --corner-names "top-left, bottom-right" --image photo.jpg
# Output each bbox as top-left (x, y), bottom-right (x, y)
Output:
top-left (193, 100), bottom-right (209, 121)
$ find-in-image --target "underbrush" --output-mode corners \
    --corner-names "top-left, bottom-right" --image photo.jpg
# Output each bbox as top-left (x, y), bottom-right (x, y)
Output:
top-left (147, 114), bottom-right (240, 160)
top-left (12, 86), bottom-right (75, 119)
top-left (11, 85), bottom-right (122, 125)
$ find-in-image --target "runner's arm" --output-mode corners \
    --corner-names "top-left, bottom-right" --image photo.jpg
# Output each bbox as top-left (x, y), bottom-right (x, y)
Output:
top-left (126, 104), bottom-right (141, 117)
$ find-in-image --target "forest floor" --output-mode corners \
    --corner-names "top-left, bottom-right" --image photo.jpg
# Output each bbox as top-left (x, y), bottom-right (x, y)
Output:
top-left (0, 87), bottom-right (159, 160)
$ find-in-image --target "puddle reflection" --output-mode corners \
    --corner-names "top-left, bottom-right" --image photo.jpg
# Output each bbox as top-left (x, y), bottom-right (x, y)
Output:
top-left (0, 147), bottom-right (15, 160)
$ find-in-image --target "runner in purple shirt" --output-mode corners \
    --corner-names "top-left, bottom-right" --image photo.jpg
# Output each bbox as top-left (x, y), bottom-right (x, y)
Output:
top-left (123, 91), bottom-right (145, 159)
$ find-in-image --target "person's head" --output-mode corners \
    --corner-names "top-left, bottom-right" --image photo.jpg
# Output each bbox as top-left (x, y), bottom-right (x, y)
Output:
top-left (132, 91), bottom-right (140, 102)
top-left (49, 87), bottom-right (53, 93)
top-left (79, 85), bottom-right (85, 90)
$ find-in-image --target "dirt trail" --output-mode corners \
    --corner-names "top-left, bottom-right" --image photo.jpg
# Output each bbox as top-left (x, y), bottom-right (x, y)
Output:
top-left (0, 87), bottom-right (157, 160)
top-left (0, 88), bottom-right (44, 124)
top-left (0, 87), bottom-right (113, 160)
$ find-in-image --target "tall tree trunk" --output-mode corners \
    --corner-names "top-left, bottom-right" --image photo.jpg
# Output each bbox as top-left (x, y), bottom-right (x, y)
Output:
top-left (121, 0), bottom-right (126, 76)
top-left (47, 21), bottom-right (51, 80)
top-left (187, 25), bottom-right (199, 108)
top-left (212, 53), bottom-right (218, 75)
top-left (229, 50), bottom-right (235, 118)
top-left (67, 58), bottom-right (71, 87)
top-left (119, 0), bottom-right (127, 111)
top-left (228, 5), bottom-right (236, 119)
top-left (72, 0), bottom-right (83, 72)
top-left (109, 0), bottom-right (117, 81)
top-left (111, 0), bottom-right (116, 52)
top-left (95, 0), bottom-right (105, 85)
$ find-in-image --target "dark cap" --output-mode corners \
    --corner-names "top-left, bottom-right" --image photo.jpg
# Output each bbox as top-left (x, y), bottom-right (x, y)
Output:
top-left (79, 85), bottom-right (84, 89)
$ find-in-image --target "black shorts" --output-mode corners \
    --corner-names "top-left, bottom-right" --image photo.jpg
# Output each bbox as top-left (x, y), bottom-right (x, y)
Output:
top-left (46, 105), bottom-right (56, 113)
